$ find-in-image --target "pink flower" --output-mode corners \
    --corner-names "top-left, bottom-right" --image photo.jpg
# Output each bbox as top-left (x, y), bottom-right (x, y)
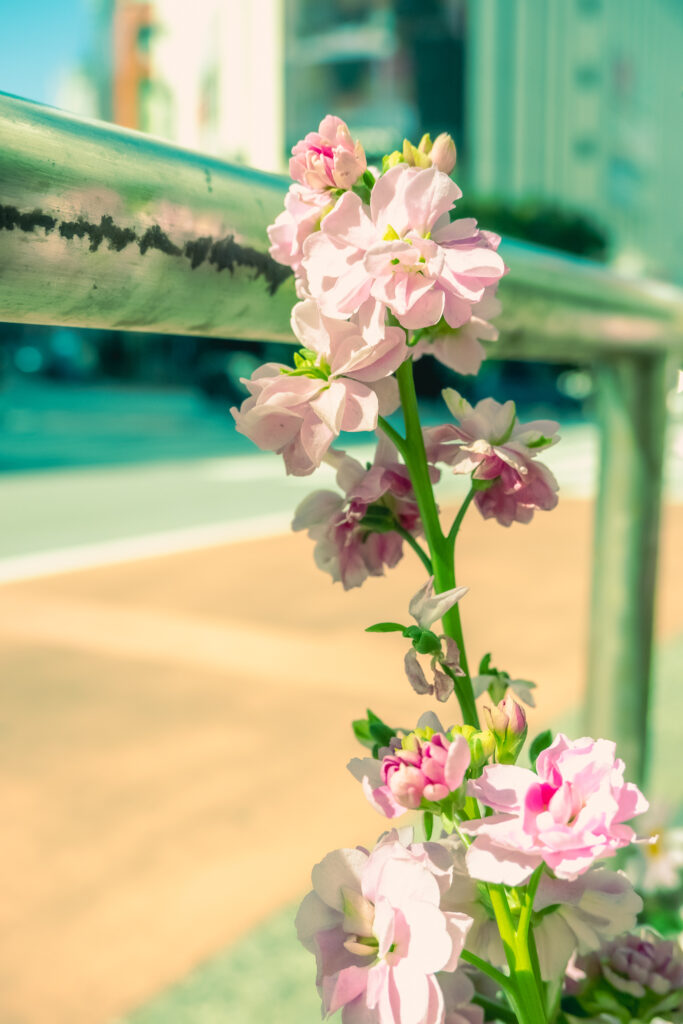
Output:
top-left (231, 302), bottom-right (405, 476)
top-left (463, 734), bottom-right (649, 885)
top-left (302, 164), bottom-right (506, 330)
top-left (295, 829), bottom-right (473, 1024)
top-left (411, 289), bottom-right (501, 376)
top-left (292, 433), bottom-right (426, 588)
top-left (267, 184), bottom-right (332, 278)
top-left (533, 867), bottom-right (643, 980)
top-left (438, 969), bottom-right (484, 1024)
top-left (290, 114), bottom-right (367, 191)
top-left (440, 838), bottom-right (643, 982)
top-left (348, 712), bottom-right (471, 819)
top-left (424, 390), bottom-right (560, 526)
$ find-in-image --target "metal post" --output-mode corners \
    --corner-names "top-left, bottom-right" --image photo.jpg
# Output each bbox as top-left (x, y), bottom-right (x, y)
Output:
top-left (585, 353), bottom-right (670, 784)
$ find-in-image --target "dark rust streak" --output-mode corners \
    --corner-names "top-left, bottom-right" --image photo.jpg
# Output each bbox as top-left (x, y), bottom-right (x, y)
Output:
top-left (184, 236), bottom-right (213, 269)
top-left (0, 204), bottom-right (57, 233)
top-left (208, 235), bottom-right (292, 295)
top-left (59, 215), bottom-right (136, 252)
top-left (0, 203), bottom-right (293, 294)
top-left (138, 224), bottom-right (181, 257)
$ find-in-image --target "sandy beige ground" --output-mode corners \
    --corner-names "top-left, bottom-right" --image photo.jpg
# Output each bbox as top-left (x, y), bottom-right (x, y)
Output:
top-left (1, 500), bottom-right (681, 1024)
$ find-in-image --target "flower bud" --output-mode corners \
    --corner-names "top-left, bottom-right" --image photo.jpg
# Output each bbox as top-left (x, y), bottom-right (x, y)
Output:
top-left (457, 726), bottom-right (496, 768)
top-left (484, 697), bottom-right (527, 764)
top-left (382, 149), bottom-right (404, 172)
top-left (429, 132), bottom-right (457, 173)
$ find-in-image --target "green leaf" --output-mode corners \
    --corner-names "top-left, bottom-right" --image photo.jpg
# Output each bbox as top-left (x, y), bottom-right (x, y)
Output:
top-left (478, 652), bottom-right (492, 674)
top-left (352, 718), bottom-right (374, 749)
top-left (560, 996), bottom-right (591, 1018)
top-left (365, 710), bottom-right (396, 749)
top-left (423, 811), bottom-right (434, 840)
top-left (471, 476), bottom-right (497, 492)
top-left (413, 630), bottom-right (441, 656)
top-left (369, 723), bottom-right (394, 746)
top-left (352, 184), bottom-right (372, 205)
top-left (362, 169), bottom-right (376, 188)
top-left (529, 729), bottom-right (553, 769)
top-left (365, 622), bottom-right (405, 633)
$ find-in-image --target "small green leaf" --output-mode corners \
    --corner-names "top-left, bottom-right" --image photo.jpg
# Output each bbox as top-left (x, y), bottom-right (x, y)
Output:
top-left (352, 183), bottom-right (372, 205)
top-left (362, 169), bottom-right (376, 188)
top-left (478, 652), bottom-right (492, 674)
top-left (352, 719), bottom-right (373, 748)
top-left (413, 630), bottom-right (441, 656)
top-left (423, 811), bottom-right (434, 840)
top-left (559, 996), bottom-right (591, 1018)
top-left (529, 729), bottom-right (553, 769)
top-left (365, 622), bottom-right (405, 633)
top-left (471, 476), bottom-right (497, 492)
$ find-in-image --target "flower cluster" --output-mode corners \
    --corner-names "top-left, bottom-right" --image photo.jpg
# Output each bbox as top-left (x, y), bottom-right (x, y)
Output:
top-left (292, 435), bottom-right (428, 589)
top-left (425, 390), bottom-right (560, 526)
top-left (231, 301), bottom-right (405, 475)
top-left (231, 114), bottom-right (660, 1024)
top-left (566, 930), bottom-right (683, 1023)
top-left (464, 734), bottom-right (648, 884)
top-left (296, 829), bottom-right (473, 1024)
top-left (348, 713), bottom-right (471, 819)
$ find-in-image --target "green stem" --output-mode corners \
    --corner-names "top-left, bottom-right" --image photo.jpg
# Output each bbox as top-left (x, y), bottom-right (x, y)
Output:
top-left (392, 359), bottom-right (479, 727)
top-left (460, 950), bottom-right (508, 991)
top-left (488, 883), bottom-right (548, 1024)
top-left (472, 994), bottom-right (519, 1024)
top-left (393, 521), bottom-right (433, 574)
top-left (448, 486), bottom-right (475, 545)
top-left (517, 866), bottom-right (543, 946)
top-left (377, 415), bottom-right (407, 458)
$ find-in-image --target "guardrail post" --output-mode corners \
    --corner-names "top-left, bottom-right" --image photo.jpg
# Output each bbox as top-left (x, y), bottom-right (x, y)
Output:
top-left (585, 353), bottom-right (670, 784)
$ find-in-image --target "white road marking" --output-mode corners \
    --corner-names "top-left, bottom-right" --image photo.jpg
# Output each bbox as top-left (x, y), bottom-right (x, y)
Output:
top-left (0, 513), bottom-right (291, 585)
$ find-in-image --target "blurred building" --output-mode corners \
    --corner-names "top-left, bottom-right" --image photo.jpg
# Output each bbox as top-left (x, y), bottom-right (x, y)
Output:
top-left (467, 0), bottom-right (683, 282)
top-left (71, 0), bottom-right (681, 282)
top-left (98, 0), bottom-right (467, 168)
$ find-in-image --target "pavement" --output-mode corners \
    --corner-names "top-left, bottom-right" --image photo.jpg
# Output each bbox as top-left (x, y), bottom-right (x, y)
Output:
top-left (0, 378), bottom-right (681, 1024)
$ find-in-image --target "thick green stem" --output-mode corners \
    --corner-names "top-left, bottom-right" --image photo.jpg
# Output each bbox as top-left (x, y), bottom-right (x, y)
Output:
top-left (391, 360), bottom-right (479, 728)
top-left (488, 883), bottom-right (548, 1024)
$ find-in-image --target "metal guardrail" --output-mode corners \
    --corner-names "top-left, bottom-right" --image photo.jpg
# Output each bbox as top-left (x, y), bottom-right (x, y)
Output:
top-left (1, 91), bottom-right (682, 782)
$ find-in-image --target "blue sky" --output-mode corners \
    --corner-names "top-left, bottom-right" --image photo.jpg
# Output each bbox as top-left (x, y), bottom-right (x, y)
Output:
top-left (1, 0), bottom-right (91, 106)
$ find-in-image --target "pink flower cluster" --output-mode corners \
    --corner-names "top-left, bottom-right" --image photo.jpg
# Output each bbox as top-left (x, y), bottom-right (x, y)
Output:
top-left (292, 434), bottom-right (427, 588)
top-left (303, 165), bottom-right (505, 331)
top-left (464, 734), bottom-right (648, 885)
top-left (425, 390), bottom-right (560, 526)
top-left (296, 829), bottom-right (473, 1024)
top-left (348, 713), bottom-right (471, 818)
top-left (231, 301), bottom-right (406, 475)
